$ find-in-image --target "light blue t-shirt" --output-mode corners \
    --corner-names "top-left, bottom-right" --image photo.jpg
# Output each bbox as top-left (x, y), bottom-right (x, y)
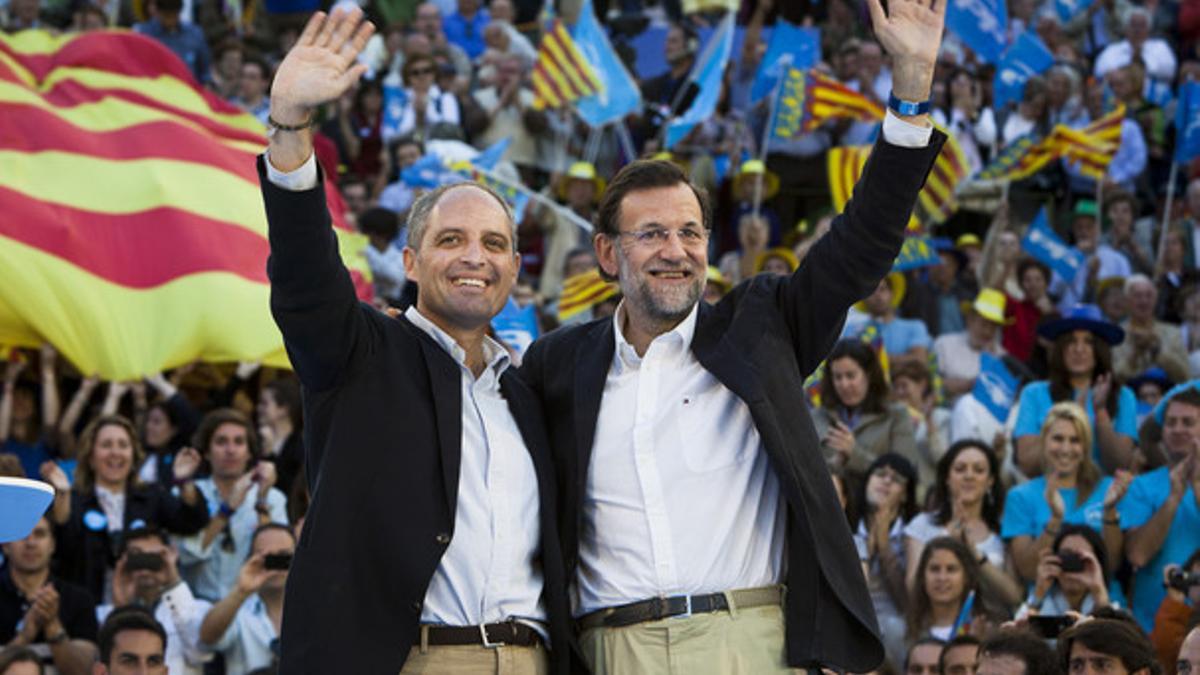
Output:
top-left (842, 315), bottom-right (933, 357)
top-left (1000, 475), bottom-right (1115, 540)
top-left (1012, 381), bottom-right (1138, 469)
top-left (1119, 466), bottom-right (1200, 632)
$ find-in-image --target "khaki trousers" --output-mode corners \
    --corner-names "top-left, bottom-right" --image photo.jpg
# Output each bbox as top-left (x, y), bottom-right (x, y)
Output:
top-left (579, 602), bottom-right (802, 675)
top-left (399, 628), bottom-right (550, 675)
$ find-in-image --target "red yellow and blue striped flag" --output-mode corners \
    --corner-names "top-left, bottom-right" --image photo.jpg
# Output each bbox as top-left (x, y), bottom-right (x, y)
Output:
top-left (531, 19), bottom-right (603, 110)
top-left (1056, 105), bottom-right (1125, 180)
top-left (772, 68), bottom-right (885, 140)
top-left (0, 30), bottom-right (372, 380)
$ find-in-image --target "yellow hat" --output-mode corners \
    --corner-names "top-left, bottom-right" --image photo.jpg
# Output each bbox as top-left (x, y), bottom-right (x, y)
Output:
top-left (955, 233), bottom-right (982, 249)
top-left (754, 247), bottom-right (799, 274)
top-left (960, 288), bottom-right (1014, 325)
top-left (854, 271), bottom-right (907, 312)
top-left (732, 159), bottom-right (779, 201)
top-left (556, 161), bottom-right (606, 202)
top-left (706, 266), bottom-right (732, 293)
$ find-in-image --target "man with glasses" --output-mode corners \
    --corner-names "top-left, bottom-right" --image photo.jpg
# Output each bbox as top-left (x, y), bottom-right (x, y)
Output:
top-left (518, 0), bottom-right (948, 670)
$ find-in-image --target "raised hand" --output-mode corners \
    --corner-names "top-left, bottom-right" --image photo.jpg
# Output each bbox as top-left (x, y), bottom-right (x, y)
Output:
top-left (270, 8), bottom-right (376, 125)
top-left (254, 461), bottom-right (278, 495)
top-left (236, 552), bottom-right (277, 595)
top-left (39, 461), bottom-right (70, 495)
top-left (1091, 374), bottom-right (1112, 410)
top-left (1044, 475), bottom-right (1066, 521)
top-left (865, 0), bottom-right (946, 101)
top-left (173, 447), bottom-right (202, 482)
top-left (1103, 470), bottom-right (1132, 510)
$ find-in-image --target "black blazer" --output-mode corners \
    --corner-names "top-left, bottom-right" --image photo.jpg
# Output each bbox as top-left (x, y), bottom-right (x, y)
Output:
top-left (519, 132), bottom-right (945, 673)
top-left (54, 484), bottom-right (209, 601)
top-left (259, 159), bottom-right (573, 674)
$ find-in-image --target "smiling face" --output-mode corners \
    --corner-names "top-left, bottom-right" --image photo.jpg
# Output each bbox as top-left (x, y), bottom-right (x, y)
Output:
top-left (948, 447), bottom-right (993, 504)
top-left (404, 186), bottom-right (519, 333)
top-left (866, 463), bottom-right (908, 509)
top-left (1044, 417), bottom-right (1086, 478)
top-left (925, 547), bottom-right (967, 604)
top-left (91, 423), bottom-right (135, 489)
top-left (596, 183), bottom-right (706, 328)
top-left (1162, 400), bottom-right (1200, 462)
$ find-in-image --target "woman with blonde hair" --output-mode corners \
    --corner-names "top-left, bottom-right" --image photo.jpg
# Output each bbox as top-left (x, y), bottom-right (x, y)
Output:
top-left (50, 414), bottom-right (208, 601)
top-left (1000, 402), bottom-right (1131, 584)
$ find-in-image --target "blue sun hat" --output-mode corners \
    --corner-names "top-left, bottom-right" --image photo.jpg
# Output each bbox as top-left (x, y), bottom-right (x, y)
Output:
top-left (1152, 380), bottom-right (1200, 426)
top-left (1037, 304), bottom-right (1125, 345)
top-left (0, 477), bottom-right (55, 543)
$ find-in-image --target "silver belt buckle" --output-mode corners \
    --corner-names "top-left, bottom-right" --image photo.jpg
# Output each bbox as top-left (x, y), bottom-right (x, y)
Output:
top-left (674, 595), bottom-right (693, 620)
top-left (479, 624), bottom-right (502, 648)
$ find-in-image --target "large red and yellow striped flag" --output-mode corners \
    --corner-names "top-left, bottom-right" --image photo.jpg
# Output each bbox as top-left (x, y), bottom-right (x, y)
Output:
top-left (0, 30), bottom-right (372, 380)
top-left (827, 129), bottom-right (969, 230)
top-left (531, 20), bottom-right (602, 110)
top-left (1056, 105), bottom-right (1125, 180)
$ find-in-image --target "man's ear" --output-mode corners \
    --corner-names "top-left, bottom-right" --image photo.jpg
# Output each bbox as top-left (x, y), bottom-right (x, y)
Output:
top-left (403, 246), bottom-right (418, 283)
top-left (594, 233), bottom-right (618, 279)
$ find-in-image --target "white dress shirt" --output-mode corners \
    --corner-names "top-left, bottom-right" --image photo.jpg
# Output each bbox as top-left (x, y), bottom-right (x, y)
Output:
top-left (205, 594), bottom-right (279, 675)
top-left (264, 162), bottom-right (547, 630)
top-left (97, 582), bottom-right (213, 675)
top-left (576, 302), bottom-right (787, 615)
top-left (1093, 38), bottom-right (1178, 82)
top-left (404, 307), bottom-right (546, 628)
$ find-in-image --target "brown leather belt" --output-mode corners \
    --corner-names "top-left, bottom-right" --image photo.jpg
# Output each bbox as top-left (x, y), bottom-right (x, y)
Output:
top-left (577, 585), bottom-right (784, 631)
top-left (422, 621), bottom-right (543, 648)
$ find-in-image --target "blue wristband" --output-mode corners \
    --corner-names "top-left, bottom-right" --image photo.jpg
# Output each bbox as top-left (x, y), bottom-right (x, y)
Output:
top-left (888, 92), bottom-right (931, 117)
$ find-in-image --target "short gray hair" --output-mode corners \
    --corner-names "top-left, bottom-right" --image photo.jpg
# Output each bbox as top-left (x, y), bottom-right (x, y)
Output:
top-left (405, 181), bottom-right (517, 252)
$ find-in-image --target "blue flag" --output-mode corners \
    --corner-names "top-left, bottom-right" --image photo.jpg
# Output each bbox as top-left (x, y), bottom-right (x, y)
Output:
top-left (571, 0), bottom-right (643, 127)
top-left (381, 84), bottom-right (408, 140)
top-left (664, 12), bottom-right (734, 149)
top-left (893, 237), bottom-right (941, 272)
top-left (1054, 0), bottom-right (1096, 24)
top-left (975, 353), bottom-right (1019, 423)
top-left (1022, 209), bottom-right (1085, 281)
top-left (947, 0), bottom-right (1008, 63)
top-left (993, 32), bottom-right (1054, 111)
top-left (491, 297), bottom-right (540, 358)
top-left (750, 21), bottom-right (819, 102)
top-left (471, 138), bottom-right (511, 171)
top-left (401, 153), bottom-right (462, 189)
top-left (1175, 81), bottom-right (1200, 163)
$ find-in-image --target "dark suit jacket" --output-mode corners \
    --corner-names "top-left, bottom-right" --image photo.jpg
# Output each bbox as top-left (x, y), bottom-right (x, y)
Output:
top-left (54, 484), bottom-right (209, 601)
top-left (519, 132), bottom-right (945, 673)
top-left (258, 159), bottom-right (573, 674)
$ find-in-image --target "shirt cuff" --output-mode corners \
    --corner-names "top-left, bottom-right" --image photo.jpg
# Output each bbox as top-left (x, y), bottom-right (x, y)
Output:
top-left (881, 110), bottom-right (933, 148)
top-left (264, 150), bottom-right (319, 191)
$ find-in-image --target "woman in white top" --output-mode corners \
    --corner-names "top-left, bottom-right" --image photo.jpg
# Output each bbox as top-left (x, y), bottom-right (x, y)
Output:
top-left (385, 54), bottom-right (460, 141)
top-left (905, 439), bottom-right (1024, 610)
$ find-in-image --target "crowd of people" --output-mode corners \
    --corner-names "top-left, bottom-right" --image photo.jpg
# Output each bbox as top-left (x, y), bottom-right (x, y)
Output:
top-left (1, 0), bottom-right (1200, 671)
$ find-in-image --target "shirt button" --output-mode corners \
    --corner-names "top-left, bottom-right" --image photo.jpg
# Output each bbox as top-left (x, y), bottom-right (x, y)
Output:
top-left (435, 533), bottom-right (450, 545)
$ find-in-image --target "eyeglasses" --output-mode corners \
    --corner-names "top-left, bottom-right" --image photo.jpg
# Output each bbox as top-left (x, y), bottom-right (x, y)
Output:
top-left (615, 226), bottom-right (708, 249)
top-left (408, 66), bottom-right (434, 76)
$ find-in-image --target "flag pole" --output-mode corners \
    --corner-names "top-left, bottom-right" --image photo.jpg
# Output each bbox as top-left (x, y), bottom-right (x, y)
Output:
top-left (470, 164), bottom-right (596, 233)
top-left (615, 121), bottom-right (638, 162)
top-left (752, 54), bottom-right (792, 220)
top-left (1156, 160), bottom-right (1179, 267)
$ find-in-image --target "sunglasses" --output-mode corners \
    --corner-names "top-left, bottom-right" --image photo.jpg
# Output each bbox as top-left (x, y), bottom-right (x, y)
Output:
top-left (408, 66), bottom-right (434, 76)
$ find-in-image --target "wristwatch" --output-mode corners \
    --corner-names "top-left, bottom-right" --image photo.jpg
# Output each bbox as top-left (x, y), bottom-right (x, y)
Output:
top-left (887, 92), bottom-right (931, 117)
top-left (46, 628), bottom-right (68, 644)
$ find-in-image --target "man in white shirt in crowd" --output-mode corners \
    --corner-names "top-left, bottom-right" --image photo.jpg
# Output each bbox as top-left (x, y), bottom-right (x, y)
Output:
top-left (198, 524), bottom-right (293, 674)
top-left (934, 288), bottom-right (1010, 402)
top-left (97, 528), bottom-right (211, 675)
top-left (1093, 7), bottom-right (1177, 86)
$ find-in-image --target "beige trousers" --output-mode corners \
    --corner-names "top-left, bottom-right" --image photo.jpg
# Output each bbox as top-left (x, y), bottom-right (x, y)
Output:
top-left (399, 640), bottom-right (549, 674)
top-left (579, 603), bottom-right (802, 675)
